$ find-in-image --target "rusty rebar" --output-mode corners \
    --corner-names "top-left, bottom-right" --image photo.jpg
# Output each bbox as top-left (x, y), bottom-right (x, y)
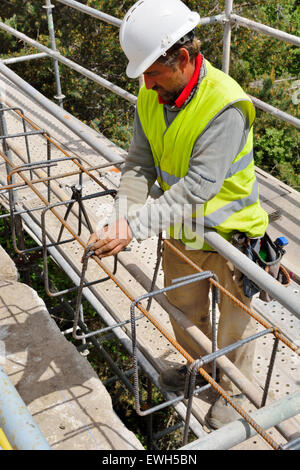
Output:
top-left (164, 239), bottom-right (299, 355)
top-left (0, 147), bottom-right (293, 450)
top-left (0, 103), bottom-right (118, 190)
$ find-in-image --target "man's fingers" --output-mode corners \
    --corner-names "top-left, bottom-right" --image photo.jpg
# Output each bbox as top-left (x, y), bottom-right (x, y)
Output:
top-left (88, 235), bottom-right (114, 251)
top-left (95, 238), bottom-right (120, 256)
top-left (96, 242), bottom-right (125, 258)
top-left (84, 219), bottom-right (132, 262)
top-left (83, 232), bottom-right (103, 262)
top-left (94, 236), bottom-right (130, 258)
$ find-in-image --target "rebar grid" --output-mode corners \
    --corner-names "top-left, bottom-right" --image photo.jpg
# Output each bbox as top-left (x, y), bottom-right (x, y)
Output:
top-left (3, 133), bottom-right (295, 352)
top-left (0, 147), bottom-right (285, 449)
top-left (164, 240), bottom-right (299, 356)
top-left (0, 102), bottom-right (122, 189)
top-left (0, 152), bottom-right (289, 449)
top-left (0, 1), bottom-right (299, 450)
top-left (0, 105), bottom-right (299, 449)
top-left (128, 271), bottom-right (282, 449)
top-left (0, 127), bottom-right (297, 446)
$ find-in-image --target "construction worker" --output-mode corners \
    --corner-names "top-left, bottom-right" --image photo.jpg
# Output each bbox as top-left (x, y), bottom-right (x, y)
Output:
top-left (88, 0), bottom-right (269, 429)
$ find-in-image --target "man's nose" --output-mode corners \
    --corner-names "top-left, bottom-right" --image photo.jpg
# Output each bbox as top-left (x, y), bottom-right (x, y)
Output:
top-left (144, 75), bottom-right (156, 90)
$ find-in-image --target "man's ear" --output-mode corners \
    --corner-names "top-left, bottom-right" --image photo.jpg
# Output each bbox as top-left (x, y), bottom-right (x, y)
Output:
top-left (178, 47), bottom-right (190, 70)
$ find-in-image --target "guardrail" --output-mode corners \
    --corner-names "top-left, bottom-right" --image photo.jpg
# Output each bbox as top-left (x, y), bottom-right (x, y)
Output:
top-left (0, 0), bottom-right (299, 315)
top-left (0, 366), bottom-right (51, 450)
top-left (0, 0), bottom-right (299, 450)
top-left (0, 0), bottom-right (299, 128)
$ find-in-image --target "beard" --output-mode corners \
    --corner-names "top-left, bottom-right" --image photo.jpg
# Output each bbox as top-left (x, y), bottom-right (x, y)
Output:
top-left (153, 85), bottom-right (184, 104)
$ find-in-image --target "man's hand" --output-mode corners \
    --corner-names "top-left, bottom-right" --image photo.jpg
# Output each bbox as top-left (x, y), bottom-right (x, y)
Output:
top-left (87, 218), bottom-right (132, 259)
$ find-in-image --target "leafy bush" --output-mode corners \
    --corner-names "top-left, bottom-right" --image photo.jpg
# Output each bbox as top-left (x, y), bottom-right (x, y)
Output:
top-left (0, 0), bottom-right (299, 188)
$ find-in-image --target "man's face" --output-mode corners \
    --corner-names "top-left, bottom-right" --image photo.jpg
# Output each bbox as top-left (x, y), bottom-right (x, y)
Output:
top-left (143, 60), bottom-right (187, 103)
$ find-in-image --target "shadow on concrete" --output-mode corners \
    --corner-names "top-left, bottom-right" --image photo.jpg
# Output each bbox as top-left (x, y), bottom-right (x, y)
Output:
top-left (0, 279), bottom-right (142, 450)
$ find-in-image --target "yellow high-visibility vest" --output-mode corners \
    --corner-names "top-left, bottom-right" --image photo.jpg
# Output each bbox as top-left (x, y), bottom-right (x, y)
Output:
top-left (137, 59), bottom-right (268, 249)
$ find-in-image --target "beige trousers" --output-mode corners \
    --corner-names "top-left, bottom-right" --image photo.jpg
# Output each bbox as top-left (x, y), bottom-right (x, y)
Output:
top-left (162, 238), bottom-right (257, 396)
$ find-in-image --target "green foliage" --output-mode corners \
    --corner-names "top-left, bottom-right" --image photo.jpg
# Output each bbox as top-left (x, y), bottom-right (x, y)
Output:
top-left (183, 1), bottom-right (300, 190)
top-left (255, 126), bottom-right (300, 186)
top-left (0, 1), bottom-right (298, 448)
top-left (0, 0), bottom-right (299, 187)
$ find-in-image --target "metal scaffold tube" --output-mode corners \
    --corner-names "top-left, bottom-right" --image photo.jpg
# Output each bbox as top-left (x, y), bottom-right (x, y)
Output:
top-left (54, 0), bottom-right (122, 27)
top-left (2, 53), bottom-right (48, 65)
top-left (222, 0), bottom-right (233, 74)
top-left (0, 21), bottom-right (136, 105)
top-left (0, 62), bottom-right (124, 164)
top-left (54, 0), bottom-right (224, 29)
top-left (0, 366), bottom-right (51, 450)
top-left (180, 391), bottom-right (300, 450)
top-left (249, 95), bottom-right (300, 129)
top-left (230, 13), bottom-right (300, 47)
top-left (43, 0), bottom-right (65, 107)
top-left (203, 228), bottom-right (300, 320)
top-left (1, 18), bottom-right (299, 131)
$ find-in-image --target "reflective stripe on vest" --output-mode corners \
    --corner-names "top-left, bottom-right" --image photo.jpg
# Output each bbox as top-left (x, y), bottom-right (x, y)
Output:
top-left (137, 59), bottom-right (268, 245)
top-left (224, 149), bottom-right (254, 180)
top-left (155, 166), bottom-right (181, 186)
top-left (156, 148), bottom-right (254, 188)
top-left (204, 178), bottom-right (259, 227)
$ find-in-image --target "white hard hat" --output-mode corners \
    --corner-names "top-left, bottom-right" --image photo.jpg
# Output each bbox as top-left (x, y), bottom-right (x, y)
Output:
top-left (120, 0), bottom-right (200, 78)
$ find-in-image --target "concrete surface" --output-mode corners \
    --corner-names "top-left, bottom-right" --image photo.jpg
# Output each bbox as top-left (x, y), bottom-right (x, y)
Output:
top-left (0, 245), bottom-right (18, 282)
top-left (0, 246), bottom-right (143, 450)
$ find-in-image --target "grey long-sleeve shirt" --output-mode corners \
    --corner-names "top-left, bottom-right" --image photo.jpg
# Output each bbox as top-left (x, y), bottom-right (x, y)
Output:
top-left (110, 59), bottom-right (250, 241)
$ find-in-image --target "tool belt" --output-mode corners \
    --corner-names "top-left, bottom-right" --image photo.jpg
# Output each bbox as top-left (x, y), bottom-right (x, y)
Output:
top-left (232, 232), bottom-right (290, 302)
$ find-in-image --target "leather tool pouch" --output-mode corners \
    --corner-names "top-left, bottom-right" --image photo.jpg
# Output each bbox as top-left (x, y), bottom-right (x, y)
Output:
top-left (231, 232), bottom-right (290, 301)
